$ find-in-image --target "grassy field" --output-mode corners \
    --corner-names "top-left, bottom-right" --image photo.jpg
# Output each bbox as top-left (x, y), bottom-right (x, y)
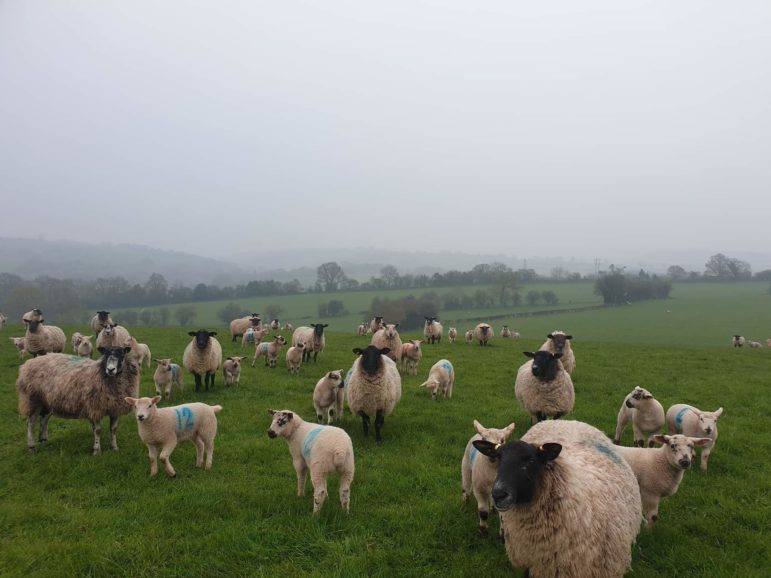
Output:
top-left (1, 293), bottom-right (770, 576)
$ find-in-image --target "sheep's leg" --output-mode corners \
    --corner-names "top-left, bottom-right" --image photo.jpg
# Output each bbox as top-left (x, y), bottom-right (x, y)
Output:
top-left (374, 410), bottom-right (385, 442)
top-left (109, 414), bottom-right (120, 450)
top-left (339, 469), bottom-right (353, 513)
top-left (358, 411), bottom-right (370, 437)
top-left (194, 435), bottom-right (205, 468)
top-left (193, 372), bottom-right (202, 392)
top-left (614, 409), bottom-right (628, 444)
top-left (642, 492), bottom-right (660, 528)
top-left (39, 411), bottom-right (52, 443)
top-left (310, 469), bottom-right (328, 514)
top-left (461, 462), bottom-right (471, 503)
top-left (148, 445), bottom-right (159, 477)
top-left (294, 459), bottom-right (308, 496)
top-left (632, 422), bottom-right (645, 447)
top-left (327, 407), bottom-right (335, 425)
top-left (700, 444), bottom-right (713, 471)
top-left (204, 435), bottom-right (215, 470)
top-left (447, 379), bottom-right (454, 399)
top-left (91, 420), bottom-right (102, 455)
top-left (474, 487), bottom-right (491, 537)
top-left (159, 441), bottom-right (178, 477)
top-left (26, 414), bottom-right (38, 451)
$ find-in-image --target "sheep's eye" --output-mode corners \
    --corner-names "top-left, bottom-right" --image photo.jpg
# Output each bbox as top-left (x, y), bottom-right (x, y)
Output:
top-left (670, 445), bottom-right (676, 450)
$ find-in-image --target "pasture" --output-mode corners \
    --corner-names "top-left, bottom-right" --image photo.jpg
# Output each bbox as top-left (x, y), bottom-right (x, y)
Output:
top-left (1, 296), bottom-right (770, 576)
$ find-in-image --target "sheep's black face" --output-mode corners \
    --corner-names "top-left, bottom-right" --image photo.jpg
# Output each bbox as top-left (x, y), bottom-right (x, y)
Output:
top-left (353, 345), bottom-right (389, 375)
top-left (98, 346), bottom-right (131, 377)
top-left (189, 330), bottom-right (216, 350)
top-left (524, 351), bottom-right (562, 380)
top-left (547, 333), bottom-right (572, 353)
top-left (97, 310), bottom-right (110, 321)
top-left (26, 319), bottom-right (43, 332)
top-left (312, 323), bottom-right (328, 336)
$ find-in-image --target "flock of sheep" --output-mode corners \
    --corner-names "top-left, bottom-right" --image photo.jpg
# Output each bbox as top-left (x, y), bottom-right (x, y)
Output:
top-left (7, 307), bottom-right (731, 577)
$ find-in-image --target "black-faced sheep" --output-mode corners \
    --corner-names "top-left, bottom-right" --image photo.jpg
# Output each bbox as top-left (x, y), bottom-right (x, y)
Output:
top-left (423, 316), bottom-right (443, 344)
top-left (90, 310), bottom-right (113, 336)
top-left (514, 351), bottom-right (574, 424)
top-left (95, 323), bottom-right (132, 349)
top-left (346, 345), bottom-right (401, 441)
top-left (229, 313), bottom-right (261, 342)
top-left (183, 330), bottom-right (223, 392)
top-left (370, 323), bottom-right (402, 362)
top-left (292, 324), bottom-right (327, 363)
top-left (23, 318), bottom-right (66, 356)
top-left (474, 323), bottom-right (493, 346)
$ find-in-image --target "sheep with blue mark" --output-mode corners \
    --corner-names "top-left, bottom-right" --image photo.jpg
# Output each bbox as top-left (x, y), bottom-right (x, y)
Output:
top-left (267, 409), bottom-right (355, 514)
top-left (154, 358), bottom-right (184, 400)
top-left (251, 335), bottom-right (288, 368)
top-left (666, 404), bottom-right (724, 470)
top-left (420, 359), bottom-right (455, 400)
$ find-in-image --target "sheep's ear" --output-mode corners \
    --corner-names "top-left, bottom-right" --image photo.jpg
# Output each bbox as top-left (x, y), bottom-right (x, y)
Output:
top-left (188, 331), bottom-right (197, 337)
top-left (151, 395), bottom-right (162, 405)
top-left (352, 348), bottom-right (363, 355)
top-left (472, 419), bottom-right (484, 434)
top-left (379, 347), bottom-right (390, 355)
top-left (323, 324), bottom-right (328, 328)
top-left (552, 352), bottom-right (563, 359)
top-left (547, 333), bottom-right (553, 339)
top-left (268, 409), bottom-right (276, 415)
top-left (652, 435), bottom-right (669, 445)
top-left (503, 422), bottom-right (516, 437)
top-left (209, 331), bottom-right (218, 336)
top-left (98, 347), bottom-right (107, 354)
top-left (125, 397), bottom-right (137, 405)
top-left (472, 440), bottom-right (500, 459)
top-left (523, 351), bottom-right (535, 358)
top-left (285, 412), bottom-right (294, 421)
top-left (691, 437), bottom-right (711, 447)
top-left (124, 347), bottom-right (132, 354)
top-left (393, 323), bottom-right (399, 328)
top-left (565, 335), bottom-right (573, 340)
top-left (714, 407), bottom-right (724, 418)
top-left (538, 443), bottom-right (562, 461)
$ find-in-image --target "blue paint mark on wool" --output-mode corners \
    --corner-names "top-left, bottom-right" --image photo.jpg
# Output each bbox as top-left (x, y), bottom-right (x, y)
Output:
top-left (469, 447), bottom-right (478, 468)
top-left (674, 407), bottom-right (690, 432)
top-left (259, 342), bottom-right (270, 353)
top-left (440, 361), bottom-right (453, 374)
top-left (303, 426), bottom-right (324, 461)
top-left (175, 407), bottom-right (195, 432)
top-left (170, 364), bottom-right (180, 378)
top-left (592, 442), bottom-right (622, 465)
top-left (66, 355), bottom-right (90, 365)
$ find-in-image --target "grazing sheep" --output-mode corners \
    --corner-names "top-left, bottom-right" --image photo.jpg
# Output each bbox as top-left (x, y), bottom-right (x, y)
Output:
top-left (285, 342), bottom-right (305, 374)
top-left (448, 327), bottom-right (458, 343)
top-left (95, 323), bottom-right (132, 349)
top-left (153, 358), bottom-right (184, 400)
top-left (17, 346), bottom-right (140, 454)
top-left (614, 386), bottom-right (665, 447)
top-left (270, 318), bottom-right (280, 331)
top-left (229, 313), bottom-right (261, 342)
top-left (313, 369), bottom-right (345, 424)
top-left (10, 336), bottom-right (27, 360)
top-left (399, 339), bottom-right (423, 376)
top-left (539, 331), bottom-right (575, 374)
top-left (90, 310), bottom-right (113, 336)
top-left (241, 326), bottom-right (269, 348)
top-left (615, 434), bottom-right (711, 527)
top-left (71, 331), bottom-right (84, 352)
top-left (514, 351), bottom-right (575, 424)
top-left (666, 404), bottom-right (724, 470)
top-left (128, 337), bottom-right (152, 369)
top-left (183, 330), bottom-right (223, 392)
top-left (77, 335), bottom-right (94, 358)
top-left (125, 396), bottom-right (222, 477)
top-left (473, 420), bottom-right (641, 578)
top-left (474, 323), bottom-right (493, 346)
top-left (732, 334), bottom-right (745, 348)
top-left (423, 317), bottom-right (443, 344)
top-left (500, 326), bottom-right (512, 338)
top-left (292, 324), bottom-right (328, 362)
top-left (420, 359), bottom-right (455, 400)
top-left (252, 335), bottom-right (288, 368)
top-left (461, 419), bottom-right (517, 537)
top-left (267, 409), bottom-right (355, 514)
top-left (465, 330), bottom-right (474, 344)
top-left (371, 324), bottom-right (402, 362)
top-left (369, 316), bottom-right (385, 334)
top-left (22, 308), bottom-right (43, 323)
top-left (23, 318), bottom-right (66, 356)
top-left (283, 322), bottom-right (293, 331)
top-left (346, 345), bottom-right (402, 441)
top-left (222, 356), bottom-right (245, 386)
top-left (748, 340), bottom-right (762, 348)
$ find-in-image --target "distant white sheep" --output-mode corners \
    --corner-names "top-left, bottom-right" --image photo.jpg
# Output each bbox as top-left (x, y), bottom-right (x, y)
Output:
top-left (222, 356), bottom-right (245, 386)
top-left (448, 327), bottom-right (458, 343)
top-left (229, 313), bottom-right (261, 343)
top-left (420, 359), bottom-right (455, 400)
top-left (474, 323), bottom-right (493, 346)
top-left (465, 330), bottom-right (474, 344)
top-left (77, 335), bottom-right (94, 358)
top-left (371, 324), bottom-right (402, 362)
top-left (423, 317), bottom-right (443, 344)
top-left (731, 335), bottom-right (745, 348)
top-left (251, 335), bottom-right (288, 368)
top-left (399, 339), bottom-right (423, 376)
top-left (10, 337), bottom-right (27, 361)
top-left (90, 310), bottom-right (113, 336)
top-left (748, 340), bottom-right (762, 348)
top-left (539, 331), bottom-right (575, 374)
top-left (285, 343), bottom-right (305, 374)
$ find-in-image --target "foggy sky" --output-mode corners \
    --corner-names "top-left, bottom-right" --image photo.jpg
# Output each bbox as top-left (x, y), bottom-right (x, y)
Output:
top-left (1, 1), bottom-right (769, 265)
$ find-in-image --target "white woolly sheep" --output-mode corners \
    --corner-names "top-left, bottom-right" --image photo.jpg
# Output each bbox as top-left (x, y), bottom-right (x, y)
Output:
top-left (23, 318), bottom-right (66, 356)
top-left (732, 334), bottom-right (745, 347)
top-left (399, 339), bottom-right (423, 376)
top-left (286, 343), bottom-right (305, 374)
top-left (473, 420), bottom-right (641, 578)
top-left (270, 318), bottom-right (280, 331)
top-left (71, 331), bottom-right (84, 352)
top-left (10, 336), bottom-right (27, 360)
top-left (17, 346), bottom-right (140, 454)
top-left (90, 310), bottom-right (113, 336)
top-left (461, 419), bottom-right (516, 537)
top-left (767, 338), bottom-right (771, 348)
top-left (500, 326), bottom-right (512, 338)
top-left (229, 313), bottom-right (261, 342)
top-left (0, 312), bottom-right (6, 328)
top-left (77, 335), bottom-right (94, 358)
top-left (241, 326), bottom-right (270, 348)
top-left (356, 322), bottom-right (368, 336)
top-left (292, 324), bottom-right (328, 362)
top-left (22, 308), bottom-right (43, 323)
top-left (371, 324), bottom-right (402, 362)
top-left (614, 386), bottom-right (665, 447)
top-left (222, 356), bottom-right (245, 386)
top-left (128, 337), bottom-right (152, 369)
top-left (268, 409), bottom-right (355, 514)
top-left (346, 345), bottom-right (402, 441)
top-left (474, 323), bottom-right (493, 346)
top-left (514, 350), bottom-right (575, 424)
top-left (448, 327), bottom-right (458, 343)
top-left (369, 316), bottom-right (385, 334)
top-left (95, 323), bottom-right (132, 349)
top-left (423, 316), bottom-right (443, 344)
top-left (153, 358), bottom-right (184, 400)
top-left (511, 331), bottom-right (521, 339)
top-left (420, 359), bottom-right (455, 400)
top-left (252, 335), bottom-right (288, 368)
top-left (465, 330), bottom-right (474, 344)
top-left (748, 340), bottom-right (762, 348)
top-left (313, 369), bottom-right (345, 424)
top-left (283, 322), bottom-right (293, 331)
top-left (183, 330), bottom-right (223, 392)
top-left (666, 404), bottom-right (724, 470)
top-left (615, 434), bottom-right (711, 527)
top-left (125, 396), bottom-right (222, 477)
top-left (539, 331), bottom-right (575, 374)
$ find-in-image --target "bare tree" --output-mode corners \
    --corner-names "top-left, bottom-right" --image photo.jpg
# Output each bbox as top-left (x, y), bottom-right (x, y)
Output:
top-left (316, 262), bottom-right (347, 292)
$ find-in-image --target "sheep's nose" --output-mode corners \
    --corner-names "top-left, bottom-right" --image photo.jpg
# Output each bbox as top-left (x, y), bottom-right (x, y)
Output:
top-left (679, 458), bottom-right (691, 469)
top-left (492, 485), bottom-right (511, 503)
top-left (138, 415), bottom-right (145, 421)
top-left (268, 430), bottom-right (277, 438)
top-left (705, 428), bottom-right (712, 435)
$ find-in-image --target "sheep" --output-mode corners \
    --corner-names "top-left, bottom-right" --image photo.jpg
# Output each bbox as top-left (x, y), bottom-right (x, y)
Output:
top-left (285, 342), bottom-right (305, 374)
top-left (461, 419), bottom-right (517, 537)
top-left (472, 420), bottom-right (642, 578)
top-left (0, 312), bottom-right (6, 328)
top-left (229, 313), bottom-right (260, 342)
top-left (399, 339), bottom-right (423, 376)
top-left (474, 323), bottom-right (493, 346)
top-left (153, 358), bottom-right (184, 400)
top-left (95, 323), bottom-right (132, 349)
top-left (371, 323), bottom-right (402, 362)
top-left (465, 330), bottom-right (474, 344)
top-left (614, 434), bottom-right (711, 527)
top-left (346, 345), bottom-right (402, 441)
top-left (614, 386), bottom-right (665, 447)
top-left (512, 331), bottom-right (521, 339)
top-left (539, 331), bottom-right (576, 374)
top-left (222, 356), bottom-right (245, 386)
top-left (90, 310), bottom-right (113, 336)
top-left (267, 409), bottom-right (355, 514)
top-left (423, 316), bottom-right (443, 344)
top-left (514, 350), bottom-right (575, 424)
top-left (748, 340), bottom-right (762, 348)
top-left (732, 334), bottom-right (745, 347)
top-left (241, 326), bottom-right (269, 348)
top-left (77, 335), bottom-right (94, 358)
top-left (448, 327), bottom-right (458, 343)
top-left (125, 396), bottom-right (222, 477)
top-left (71, 331), bottom-right (84, 352)
top-left (369, 316), bottom-right (385, 334)
top-left (666, 404), bottom-right (724, 470)
top-left (356, 322), bottom-right (368, 336)
top-left (500, 326), bottom-right (512, 338)
top-left (283, 322), bottom-right (293, 331)
top-left (313, 369), bottom-right (345, 424)
top-left (767, 338), bottom-right (771, 348)
top-left (420, 359), bottom-right (455, 400)
top-left (23, 318), bottom-right (66, 356)
top-left (128, 337), bottom-right (152, 369)
top-left (292, 324), bottom-right (327, 362)
top-left (10, 336), bottom-right (27, 360)
top-left (22, 308), bottom-right (43, 323)
top-left (251, 335), bottom-right (288, 368)
top-left (16, 346), bottom-right (140, 454)
top-left (270, 318), bottom-right (280, 331)
top-left (183, 330), bottom-right (223, 392)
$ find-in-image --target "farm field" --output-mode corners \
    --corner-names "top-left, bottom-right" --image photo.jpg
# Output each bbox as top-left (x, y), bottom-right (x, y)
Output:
top-left (1, 293), bottom-right (769, 577)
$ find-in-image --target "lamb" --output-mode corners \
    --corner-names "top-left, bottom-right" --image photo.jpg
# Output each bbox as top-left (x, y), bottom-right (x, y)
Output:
top-left (241, 326), bottom-right (270, 348)
top-left (95, 323), bottom-right (132, 349)
top-left (285, 342), bottom-right (305, 374)
top-left (251, 335), bottom-right (288, 368)
top-left (500, 326), bottom-right (512, 338)
top-left (128, 337), bottom-right (152, 369)
top-left (399, 339), bottom-right (423, 376)
top-left (423, 316), bottom-right (443, 344)
top-left (312, 369), bottom-right (345, 424)
top-left (461, 419), bottom-right (517, 537)
top-left (732, 334), bottom-right (745, 347)
top-left (346, 345), bottom-right (402, 441)
top-left (369, 316), bottom-right (385, 334)
top-left (267, 409), bottom-right (355, 514)
top-left (125, 396), bottom-right (222, 477)
top-left (666, 404), bottom-right (724, 470)
top-left (512, 331), bottom-right (521, 339)
top-left (153, 358), bottom-right (184, 400)
top-left (539, 331), bottom-right (576, 374)
top-left (283, 323), bottom-right (293, 331)
top-left (22, 308), bottom-right (43, 323)
top-left (748, 340), bottom-right (762, 348)
top-left (17, 346), bottom-right (140, 454)
top-left (229, 313), bottom-right (261, 342)
top-left (183, 330), bottom-right (223, 392)
top-left (371, 323), bottom-right (402, 362)
top-left (473, 420), bottom-right (641, 578)
top-left (614, 434), bottom-right (711, 527)
top-left (0, 312), bottom-right (6, 328)
top-left (90, 310), bottom-right (113, 336)
top-left (614, 386), bottom-right (665, 447)
top-left (270, 318), bottom-right (280, 331)
top-left (71, 331), bottom-right (84, 352)
top-left (448, 327), bottom-right (458, 343)
top-left (465, 330), bottom-right (474, 344)
top-left (292, 324), bottom-right (328, 362)
top-left (222, 356), bottom-right (245, 386)
top-left (420, 359), bottom-right (455, 400)
top-left (514, 350), bottom-right (575, 424)
top-left (474, 323), bottom-right (493, 346)
top-left (356, 322), bottom-right (368, 336)
top-left (10, 337), bottom-right (27, 360)
top-left (23, 318), bottom-right (66, 356)
top-left (77, 335), bottom-right (94, 358)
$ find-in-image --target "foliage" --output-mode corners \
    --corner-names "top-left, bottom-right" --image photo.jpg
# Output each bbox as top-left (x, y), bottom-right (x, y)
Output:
top-left (316, 262), bottom-right (347, 292)
top-left (217, 302), bottom-right (250, 324)
top-left (264, 304), bottom-right (283, 320)
top-left (525, 290), bottom-right (541, 306)
top-left (174, 305), bottom-right (197, 326)
top-left (369, 293), bottom-right (440, 329)
top-left (317, 300), bottom-right (348, 318)
top-left (704, 253), bottom-right (752, 280)
top-left (541, 290), bottom-right (559, 305)
top-left (594, 272), bottom-right (672, 305)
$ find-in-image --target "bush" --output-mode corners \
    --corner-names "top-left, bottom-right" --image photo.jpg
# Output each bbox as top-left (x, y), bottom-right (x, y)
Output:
top-left (174, 305), bottom-right (197, 326)
top-left (369, 293), bottom-right (440, 330)
top-left (318, 300), bottom-right (348, 318)
top-left (217, 302), bottom-right (250, 324)
top-left (541, 290), bottom-right (559, 306)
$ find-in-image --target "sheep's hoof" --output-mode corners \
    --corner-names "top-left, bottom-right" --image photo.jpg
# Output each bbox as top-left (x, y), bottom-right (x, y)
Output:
top-left (27, 446), bottom-right (36, 453)
top-left (478, 527), bottom-right (488, 538)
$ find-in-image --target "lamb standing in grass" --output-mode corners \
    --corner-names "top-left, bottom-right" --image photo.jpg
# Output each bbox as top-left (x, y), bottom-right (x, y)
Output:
top-left (77, 335), bottom-right (94, 358)
top-left (23, 318), bottom-right (66, 356)
top-left (371, 323), bottom-right (403, 362)
top-left (241, 326), bottom-right (269, 348)
top-left (128, 337), bottom-right (152, 369)
top-left (514, 350), bottom-right (574, 423)
top-left (252, 335), bottom-right (288, 368)
top-left (500, 326), bottom-right (512, 338)
top-left (292, 324), bottom-right (328, 363)
top-left (465, 330), bottom-right (474, 344)
top-left (268, 409), bottom-right (355, 514)
top-left (286, 342), bottom-right (305, 374)
top-left (71, 332), bottom-right (84, 352)
top-left (283, 323), bottom-right (293, 331)
top-left (420, 359), bottom-right (455, 400)
top-left (539, 331), bottom-right (575, 374)
top-left (474, 323), bottom-right (493, 346)
top-left (346, 345), bottom-right (402, 441)
top-left (448, 327), bottom-right (458, 343)
top-left (125, 396), bottom-right (222, 477)
top-left (748, 340), bottom-right (762, 348)
top-left (153, 358), bottom-right (184, 400)
top-left (423, 316), bottom-right (443, 344)
top-left (614, 386), bottom-right (665, 447)
top-left (10, 337), bottom-right (27, 361)
top-left (369, 316), bottom-right (384, 334)
top-left (732, 334), bottom-right (745, 348)
top-left (313, 369), bottom-right (345, 424)
top-left (222, 356), bottom-right (245, 386)
top-left (666, 404), bottom-right (723, 470)
top-left (183, 330), bottom-right (223, 392)
top-left (399, 339), bottom-right (423, 376)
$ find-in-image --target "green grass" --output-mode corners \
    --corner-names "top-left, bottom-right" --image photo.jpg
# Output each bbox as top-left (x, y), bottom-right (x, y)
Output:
top-left (1, 293), bottom-right (770, 576)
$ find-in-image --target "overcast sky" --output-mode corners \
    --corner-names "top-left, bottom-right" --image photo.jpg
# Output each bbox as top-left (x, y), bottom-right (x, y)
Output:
top-left (1, 1), bottom-right (769, 265)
